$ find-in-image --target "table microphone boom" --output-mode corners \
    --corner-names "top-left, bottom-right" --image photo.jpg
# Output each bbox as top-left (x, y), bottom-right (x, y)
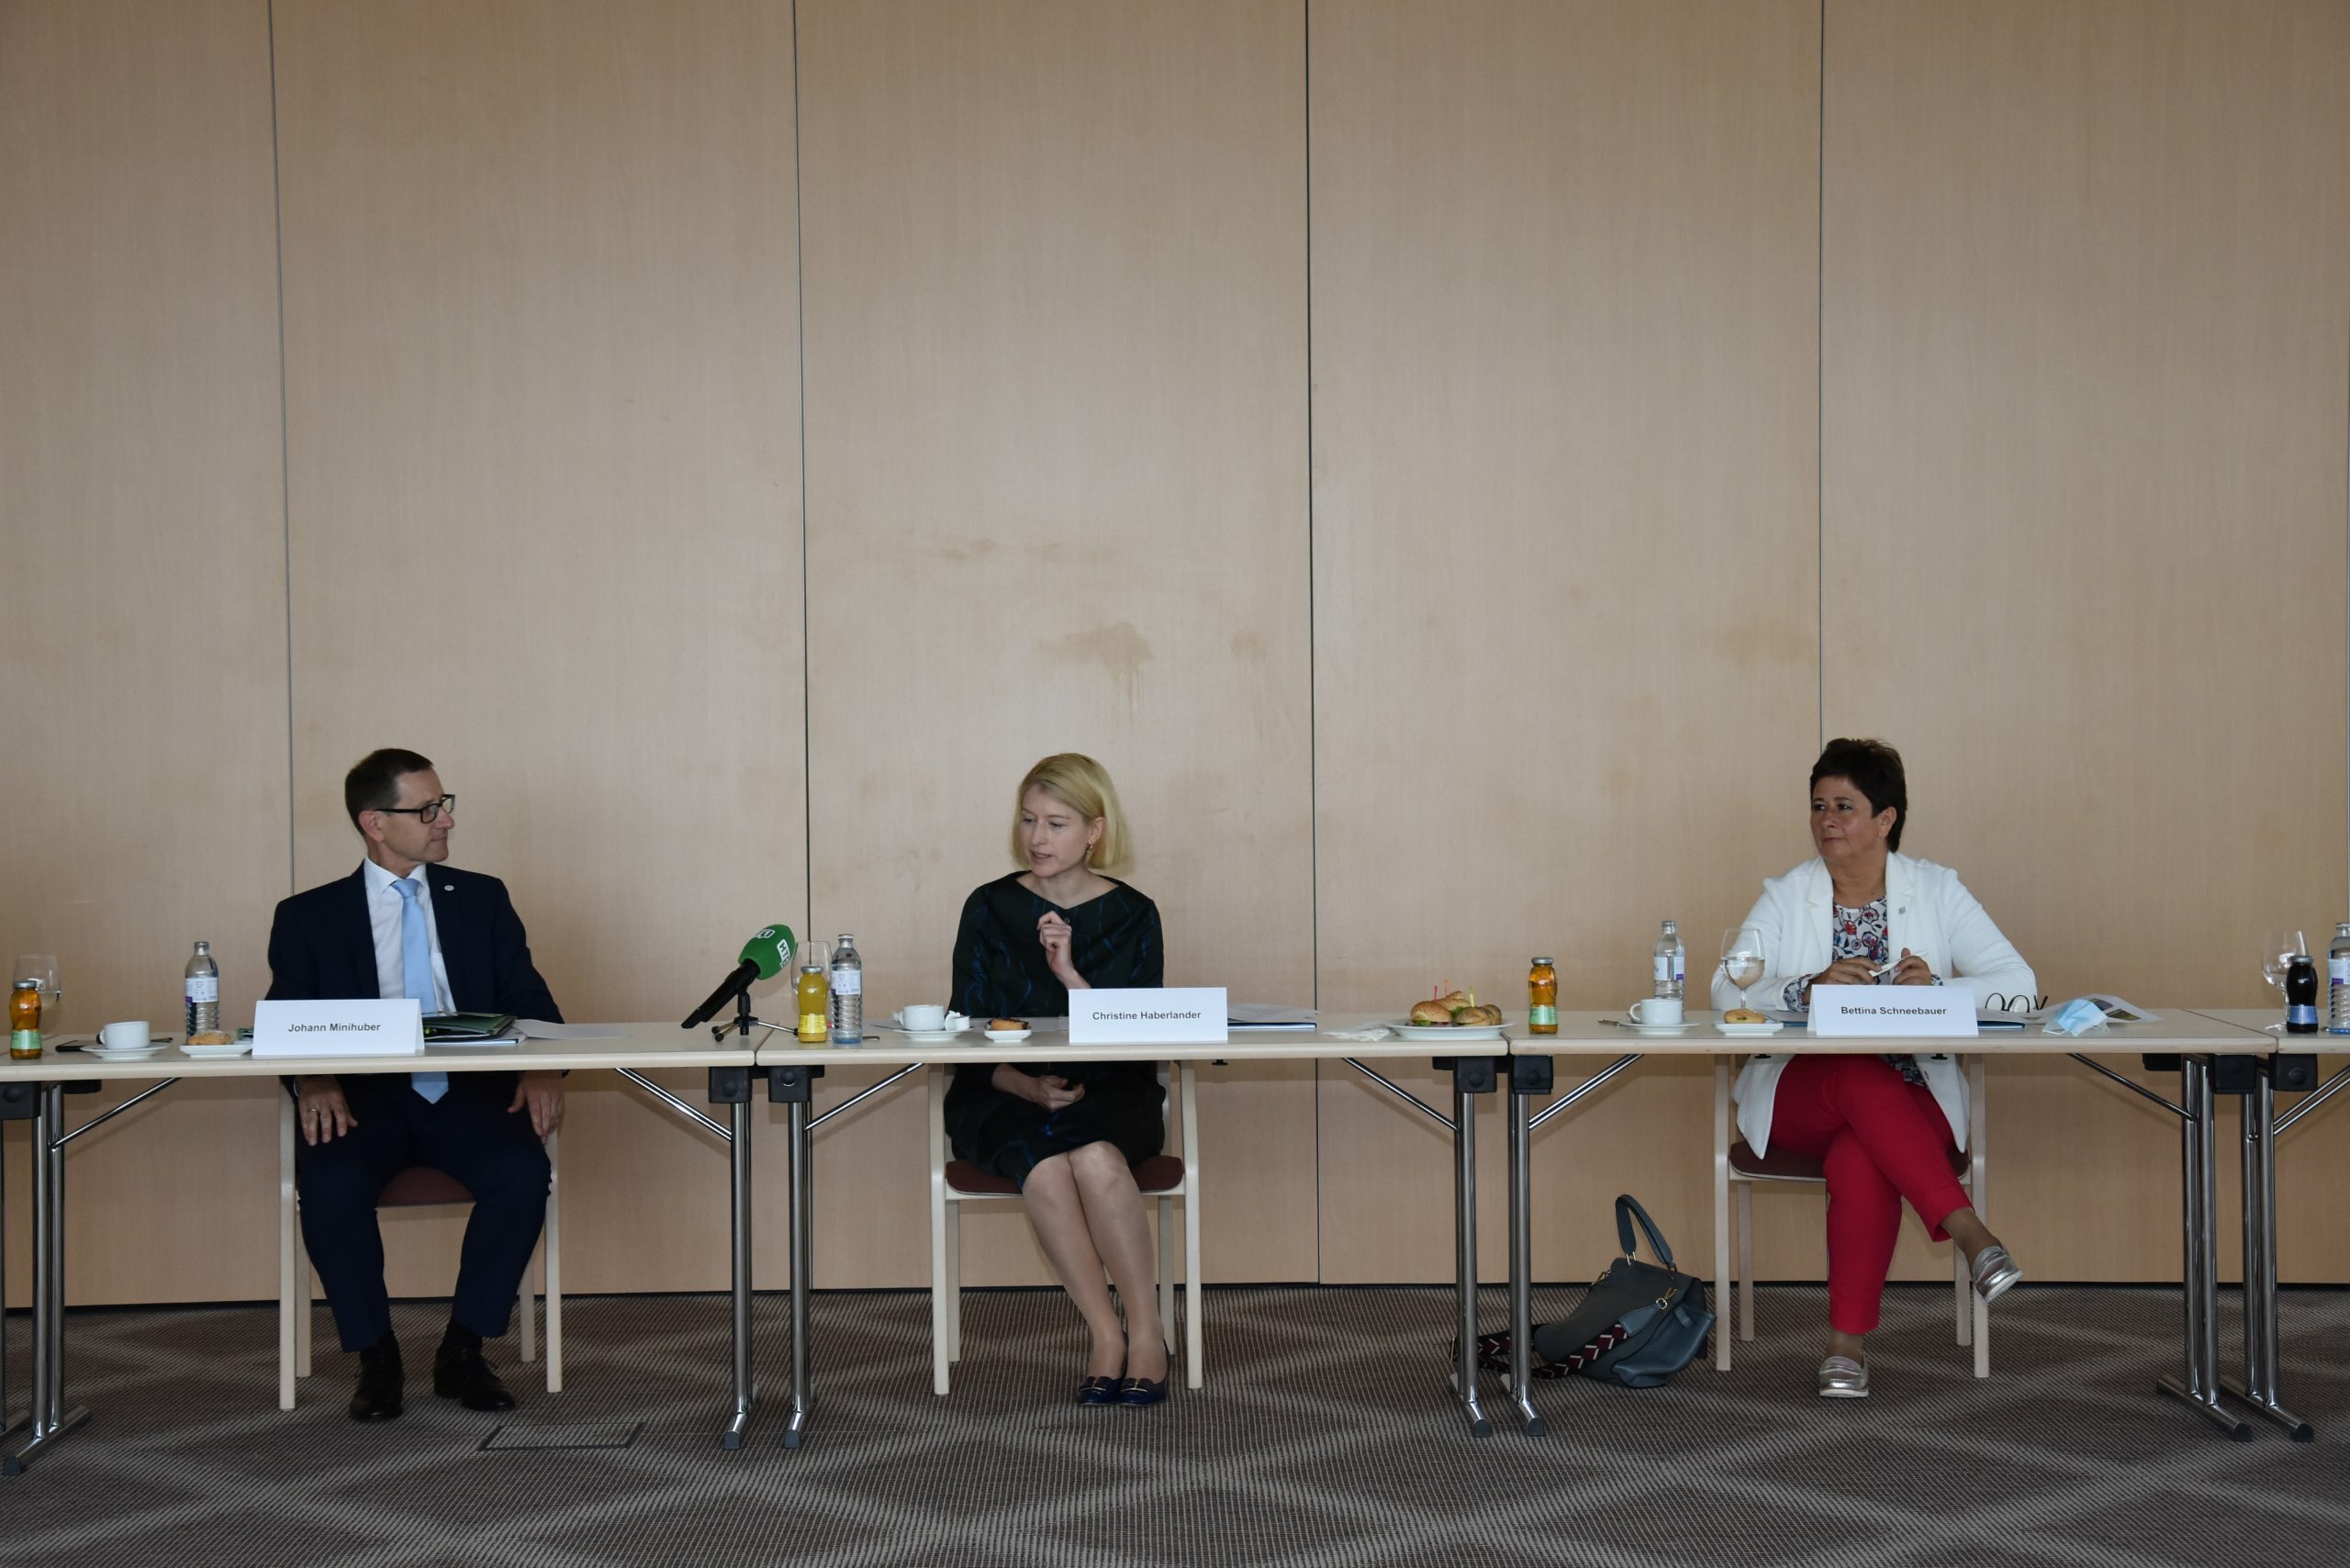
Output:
top-left (682, 924), bottom-right (796, 1028)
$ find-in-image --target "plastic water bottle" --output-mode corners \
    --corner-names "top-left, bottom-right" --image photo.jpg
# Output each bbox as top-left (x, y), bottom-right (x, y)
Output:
top-left (829, 932), bottom-right (863, 1045)
top-left (1652, 920), bottom-right (1684, 1001)
top-left (2327, 923), bottom-right (2350, 1035)
top-left (184, 940), bottom-right (219, 1037)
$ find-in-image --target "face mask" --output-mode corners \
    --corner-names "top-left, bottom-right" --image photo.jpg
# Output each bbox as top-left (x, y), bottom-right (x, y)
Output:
top-left (2042, 997), bottom-right (2108, 1036)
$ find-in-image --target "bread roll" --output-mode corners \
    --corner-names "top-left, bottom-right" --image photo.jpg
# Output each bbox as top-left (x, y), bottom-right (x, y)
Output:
top-left (989, 1018), bottom-right (1027, 1032)
top-left (1456, 1004), bottom-right (1502, 1026)
top-left (1410, 1000), bottom-right (1455, 1025)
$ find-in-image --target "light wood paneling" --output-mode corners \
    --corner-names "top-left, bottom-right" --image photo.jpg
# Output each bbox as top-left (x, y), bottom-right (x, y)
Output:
top-left (273, 0), bottom-right (805, 1300)
top-left (1310, 0), bottom-right (1822, 1280)
top-left (0, 0), bottom-right (286, 1306)
top-left (796, 0), bottom-right (1315, 1284)
top-left (1819, 0), bottom-right (2350, 1285)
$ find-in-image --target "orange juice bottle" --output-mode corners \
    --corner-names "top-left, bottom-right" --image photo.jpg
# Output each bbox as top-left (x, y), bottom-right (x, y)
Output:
top-left (10, 979), bottom-right (42, 1058)
top-left (1528, 958), bottom-right (1558, 1036)
top-left (796, 955), bottom-right (830, 1044)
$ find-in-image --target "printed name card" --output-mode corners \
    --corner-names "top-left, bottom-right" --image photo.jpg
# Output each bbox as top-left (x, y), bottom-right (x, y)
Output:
top-left (1807, 985), bottom-right (1978, 1038)
top-left (253, 998), bottom-right (425, 1058)
top-left (1069, 988), bottom-right (1228, 1046)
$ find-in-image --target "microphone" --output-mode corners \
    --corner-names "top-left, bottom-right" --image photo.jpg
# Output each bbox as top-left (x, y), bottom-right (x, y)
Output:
top-left (682, 924), bottom-right (796, 1028)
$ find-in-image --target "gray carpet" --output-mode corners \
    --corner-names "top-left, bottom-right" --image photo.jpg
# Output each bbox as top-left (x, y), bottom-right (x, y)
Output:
top-left (3, 1283), bottom-right (2345, 1567)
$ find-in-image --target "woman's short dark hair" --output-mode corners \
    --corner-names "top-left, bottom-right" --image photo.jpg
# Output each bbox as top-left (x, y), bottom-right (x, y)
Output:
top-left (345, 747), bottom-right (435, 830)
top-left (1810, 737), bottom-right (1908, 853)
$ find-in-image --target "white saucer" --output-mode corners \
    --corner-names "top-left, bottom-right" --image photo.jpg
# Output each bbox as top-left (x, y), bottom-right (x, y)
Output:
top-left (1628, 1021), bottom-right (1698, 1036)
top-left (86, 1045), bottom-right (168, 1058)
top-left (181, 1041), bottom-right (254, 1058)
top-left (983, 1029), bottom-right (1034, 1044)
top-left (899, 1028), bottom-right (968, 1044)
top-left (1713, 1020), bottom-right (1785, 1037)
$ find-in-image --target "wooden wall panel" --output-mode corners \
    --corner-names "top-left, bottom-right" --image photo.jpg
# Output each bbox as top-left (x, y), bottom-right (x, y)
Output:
top-left (1310, 0), bottom-right (1823, 1280)
top-left (274, 0), bottom-right (805, 1300)
top-left (1818, 0), bottom-right (2350, 1285)
top-left (0, 1), bottom-right (286, 1306)
top-left (796, 0), bottom-right (1315, 1285)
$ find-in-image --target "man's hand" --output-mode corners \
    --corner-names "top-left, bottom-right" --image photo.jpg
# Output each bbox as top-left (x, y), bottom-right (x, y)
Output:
top-left (297, 1076), bottom-right (357, 1146)
top-left (508, 1070), bottom-right (565, 1137)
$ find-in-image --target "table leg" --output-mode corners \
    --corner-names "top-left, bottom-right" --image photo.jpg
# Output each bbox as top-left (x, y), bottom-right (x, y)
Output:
top-left (2221, 1062), bottom-right (2311, 1439)
top-left (1452, 1073), bottom-right (1491, 1439)
top-left (2155, 1058), bottom-right (2249, 1439)
top-left (783, 1096), bottom-right (812, 1450)
top-left (722, 1096), bottom-right (755, 1450)
top-left (1505, 1073), bottom-right (1542, 1437)
top-left (6, 1085), bottom-right (90, 1475)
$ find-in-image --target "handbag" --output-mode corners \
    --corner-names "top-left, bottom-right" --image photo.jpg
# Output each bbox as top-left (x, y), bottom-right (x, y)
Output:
top-left (1528, 1194), bottom-right (1714, 1388)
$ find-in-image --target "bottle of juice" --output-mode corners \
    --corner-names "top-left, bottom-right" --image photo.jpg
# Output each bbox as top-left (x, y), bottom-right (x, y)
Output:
top-left (10, 978), bottom-right (42, 1059)
top-left (1528, 958), bottom-right (1558, 1036)
top-left (796, 951), bottom-right (831, 1044)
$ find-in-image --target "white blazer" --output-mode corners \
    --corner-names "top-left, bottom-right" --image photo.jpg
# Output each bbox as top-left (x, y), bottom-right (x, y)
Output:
top-left (1711, 852), bottom-right (2036, 1156)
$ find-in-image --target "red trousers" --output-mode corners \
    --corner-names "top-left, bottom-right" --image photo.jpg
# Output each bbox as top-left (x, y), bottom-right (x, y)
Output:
top-left (1767, 1055), bottom-right (1971, 1335)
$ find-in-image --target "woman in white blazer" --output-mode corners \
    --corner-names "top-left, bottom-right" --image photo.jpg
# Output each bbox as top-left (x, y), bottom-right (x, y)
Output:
top-left (1711, 738), bottom-right (2033, 1399)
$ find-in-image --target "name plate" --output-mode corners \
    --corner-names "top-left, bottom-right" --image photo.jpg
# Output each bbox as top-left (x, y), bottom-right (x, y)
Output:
top-left (1808, 985), bottom-right (1978, 1038)
top-left (253, 998), bottom-right (425, 1058)
top-left (1069, 987), bottom-right (1228, 1046)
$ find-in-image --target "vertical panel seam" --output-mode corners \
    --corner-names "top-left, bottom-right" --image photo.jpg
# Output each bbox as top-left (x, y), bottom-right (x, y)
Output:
top-left (1816, 0), bottom-right (1827, 752)
top-left (267, 0), bottom-right (296, 897)
top-left (793, 0), bottom-right (814, 936)
top-left (1304, 0), bottom-right (1322, 1289)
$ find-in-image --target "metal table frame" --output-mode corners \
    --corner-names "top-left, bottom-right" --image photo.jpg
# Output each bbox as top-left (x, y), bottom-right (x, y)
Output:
top-left (1501, 1019), bottom-right (2301, 1443)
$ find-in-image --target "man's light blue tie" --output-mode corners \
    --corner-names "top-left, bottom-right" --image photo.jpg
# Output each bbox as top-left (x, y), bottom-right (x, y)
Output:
top-left (395, 877), bottom-right (448, 1103)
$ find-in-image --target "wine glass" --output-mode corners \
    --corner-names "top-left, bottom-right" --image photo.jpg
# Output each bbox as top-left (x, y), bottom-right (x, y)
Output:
top-left (12, 953), bottom-right (61, 1032)
top-left (2260, 929), bottom-right (2307, 998)
top-left (1719, 927), bottom-right (1765, 1013)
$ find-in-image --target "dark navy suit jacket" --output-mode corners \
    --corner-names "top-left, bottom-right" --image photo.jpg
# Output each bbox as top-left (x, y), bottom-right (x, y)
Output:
top-left (266, 863), bottom-right (563, 1103)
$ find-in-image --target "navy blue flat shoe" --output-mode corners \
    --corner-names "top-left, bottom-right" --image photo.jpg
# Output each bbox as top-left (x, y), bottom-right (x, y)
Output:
top-left (1076, 1375), bottom-right (1120, 1406)
top-left (1115, 1372), bottom-right (1168, 1406)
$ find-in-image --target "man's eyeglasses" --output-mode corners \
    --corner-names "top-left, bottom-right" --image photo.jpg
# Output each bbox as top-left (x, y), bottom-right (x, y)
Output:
top-left (375, 795), bottom-right (455, 825)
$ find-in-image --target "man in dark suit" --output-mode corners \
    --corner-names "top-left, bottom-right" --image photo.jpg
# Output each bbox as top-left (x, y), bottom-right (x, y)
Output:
top-left (267, 747), bottom-right (565, 1421)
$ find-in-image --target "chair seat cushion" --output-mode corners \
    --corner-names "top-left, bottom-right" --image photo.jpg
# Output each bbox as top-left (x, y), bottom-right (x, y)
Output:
top-left (378, 1166), bottom-right (474, 1206)
top-left (946, 1154), bottom-right (1186, 1196)
top-left (1729, 1140), bottom-right (1968, 1182)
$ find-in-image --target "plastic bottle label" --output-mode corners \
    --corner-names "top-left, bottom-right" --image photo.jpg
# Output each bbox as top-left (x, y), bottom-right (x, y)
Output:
top-left (832, 970), bottom-right (862, 995)
top-left (1652, 955), bottom-right (1670, 986)
top-left (11, 1029), bottom-right (39, 1057)
top-left (185, 977), bottom-right (218, 1002)
top-left (1528, 1004), bottom-right (1558, 1027)
top-left (2288, 1003), bottom-right (2320, 1026)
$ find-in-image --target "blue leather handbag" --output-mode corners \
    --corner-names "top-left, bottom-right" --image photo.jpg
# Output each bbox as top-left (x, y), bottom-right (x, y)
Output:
top-left (1530, 1194), bottom-right (1714, 1388)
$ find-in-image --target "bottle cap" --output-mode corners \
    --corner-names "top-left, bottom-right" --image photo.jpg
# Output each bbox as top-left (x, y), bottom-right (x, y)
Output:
top-left (1532, 957), bottom-right (1554, 966)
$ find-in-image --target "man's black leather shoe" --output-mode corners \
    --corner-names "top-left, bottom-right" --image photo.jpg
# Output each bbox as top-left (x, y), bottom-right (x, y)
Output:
top-left (433, 1342), bottom-right (518, 1411)
top-left (349, 1337), bottom-right (404, 1423)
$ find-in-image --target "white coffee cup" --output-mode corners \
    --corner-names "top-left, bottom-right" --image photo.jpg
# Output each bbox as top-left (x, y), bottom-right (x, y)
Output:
top-left (100, 1020), bottom-right (151, 1051)
top-left (1627, 996), bottom-right (1684, 1026)
top-left (899, 1004), bottom-right (946, 1032)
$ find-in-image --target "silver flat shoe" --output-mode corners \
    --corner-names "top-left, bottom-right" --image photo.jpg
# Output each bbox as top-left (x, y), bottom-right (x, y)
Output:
top-left (1818, 1355), bottom-right (1869, 1398)
top-left (1970, 1243), bottom-right (2023, 1304)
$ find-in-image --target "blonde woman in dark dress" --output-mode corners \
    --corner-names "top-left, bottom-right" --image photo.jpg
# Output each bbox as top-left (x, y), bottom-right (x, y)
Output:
top-left (946, 754), bottom-right (1171, 1406)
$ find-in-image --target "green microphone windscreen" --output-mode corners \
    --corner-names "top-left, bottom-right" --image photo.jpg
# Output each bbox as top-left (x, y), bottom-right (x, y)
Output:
top-left (738, 924), bottom-right (796, 980)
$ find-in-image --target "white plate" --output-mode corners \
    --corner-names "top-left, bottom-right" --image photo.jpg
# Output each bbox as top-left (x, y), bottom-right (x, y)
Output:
top-left (1712, 1020), bottom-right (1785, 1037)
top-left (1628, 1021), bottom-right (1698, 1036)
top-left (181, 1042), bottom-right (254, 1058)
top-left (983, 1029), bottom-right (1034, 1043)
top-left (85, 1045), bottom-right (168, 1058)
top-left (1390, 1020), bottom-right (1507, 1042)
top-left (897, 1028), bottom-right (968, 1044)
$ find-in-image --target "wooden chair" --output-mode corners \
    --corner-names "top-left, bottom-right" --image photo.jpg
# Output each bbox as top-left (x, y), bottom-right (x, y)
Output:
top-left (1712, 1054), bottom-right (1989, 1376)
top-left (927, 1061), bottom-right (1200, 1395)
top-left (278, 1095), bottom-right (559, 1408)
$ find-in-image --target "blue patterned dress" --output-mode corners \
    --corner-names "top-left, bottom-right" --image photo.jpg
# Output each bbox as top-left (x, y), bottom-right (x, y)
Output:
top-left (944, 874), bottom-right (1166, 1186)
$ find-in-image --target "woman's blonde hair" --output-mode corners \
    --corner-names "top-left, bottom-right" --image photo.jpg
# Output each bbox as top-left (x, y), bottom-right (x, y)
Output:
top-left (1009, 753), bottom-right (1132, 872)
